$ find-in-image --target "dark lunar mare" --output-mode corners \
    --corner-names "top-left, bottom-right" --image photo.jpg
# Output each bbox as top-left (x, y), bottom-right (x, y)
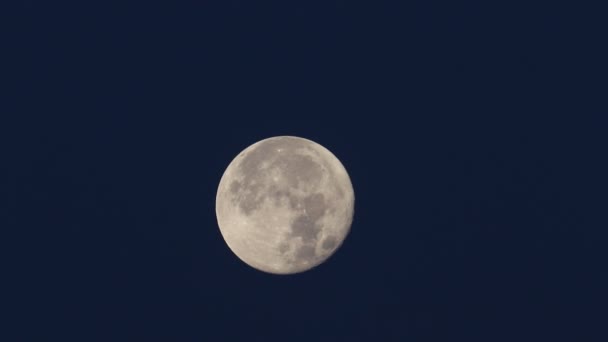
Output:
top-left (286, 192), bottom-right (330, 265)
top-left (228, 139), bottom-right (286, 215)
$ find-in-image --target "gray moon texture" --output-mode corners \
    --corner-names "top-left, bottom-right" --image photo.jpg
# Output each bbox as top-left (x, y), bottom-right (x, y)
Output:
top-left (215, 136), bottom-right (355, 274)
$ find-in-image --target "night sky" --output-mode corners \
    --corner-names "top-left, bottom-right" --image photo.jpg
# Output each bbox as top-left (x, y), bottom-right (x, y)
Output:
top-left (4, 1), bottom-right (606, 341)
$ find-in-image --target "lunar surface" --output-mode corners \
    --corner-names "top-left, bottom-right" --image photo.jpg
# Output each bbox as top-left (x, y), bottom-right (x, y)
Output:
top-left (215, 136), bottom-right (355, 274)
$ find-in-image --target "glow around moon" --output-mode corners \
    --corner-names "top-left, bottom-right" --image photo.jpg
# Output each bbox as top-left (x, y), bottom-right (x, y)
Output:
top-left (215, 136), bottom-right (355, 274)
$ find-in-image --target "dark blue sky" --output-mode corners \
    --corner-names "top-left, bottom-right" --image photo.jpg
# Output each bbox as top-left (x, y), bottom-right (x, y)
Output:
top-left (3, 1), bottom-right (605, 341)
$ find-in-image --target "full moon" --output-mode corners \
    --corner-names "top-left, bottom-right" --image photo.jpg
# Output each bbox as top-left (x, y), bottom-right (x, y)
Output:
top-left (215, 136), bottom-right (355, 274)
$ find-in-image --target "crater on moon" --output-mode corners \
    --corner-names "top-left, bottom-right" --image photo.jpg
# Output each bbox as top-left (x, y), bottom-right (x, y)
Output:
top-left (216, 136), bottom-right (355, 274)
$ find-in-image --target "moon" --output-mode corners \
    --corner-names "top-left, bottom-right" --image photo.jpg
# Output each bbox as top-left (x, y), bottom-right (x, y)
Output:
top-left (215, 136), bottom-right (355, 274)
